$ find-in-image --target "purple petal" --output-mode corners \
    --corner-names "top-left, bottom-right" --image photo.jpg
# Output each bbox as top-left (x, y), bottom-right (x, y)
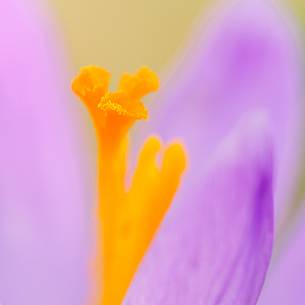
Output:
top-left (124, 115), bottom-right (274, 305)
top-left (0, 1), bottom-right (92, 304)
top-left (257, 207), bottom-right (305, 305)
top-left (147, 0), bottom-right (301, 217)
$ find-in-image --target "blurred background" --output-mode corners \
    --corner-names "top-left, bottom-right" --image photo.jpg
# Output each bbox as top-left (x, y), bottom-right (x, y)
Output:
top-left (46, 0), bottom-right (208, 80)
top-left (45, 0), bottom-right (304, 79)
top-left (49, 0), bottom-right (207, 77)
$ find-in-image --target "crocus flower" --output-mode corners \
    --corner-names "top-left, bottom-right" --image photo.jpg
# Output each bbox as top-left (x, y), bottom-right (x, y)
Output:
top-left (1, 1), bottom-right (303, 305)
top-left (70, 1), bottom-right (300, 305)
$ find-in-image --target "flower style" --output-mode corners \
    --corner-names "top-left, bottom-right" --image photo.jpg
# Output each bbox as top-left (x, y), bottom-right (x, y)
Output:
top-left (72, 66), bottom-right (186, 305)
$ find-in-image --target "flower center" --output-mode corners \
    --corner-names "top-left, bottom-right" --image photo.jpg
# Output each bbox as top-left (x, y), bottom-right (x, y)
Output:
top-left (72, 66), bottom-right (187, 305)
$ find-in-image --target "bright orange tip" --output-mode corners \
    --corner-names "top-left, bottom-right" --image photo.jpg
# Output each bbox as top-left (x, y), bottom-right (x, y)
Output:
top-left (163, 142), bottom-right (188, 173)
top-left (71, 66), bottom-right (110, 105)
top-left (119, 66), bottom-right (160, 99)
top-left (72, 66), bottom-right (159, 125)
top-left (98, 92), bottom-right (148, 120)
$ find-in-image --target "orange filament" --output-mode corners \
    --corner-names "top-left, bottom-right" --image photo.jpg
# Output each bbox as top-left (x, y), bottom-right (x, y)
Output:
top-left (72, 66), bottom-right (187, 305)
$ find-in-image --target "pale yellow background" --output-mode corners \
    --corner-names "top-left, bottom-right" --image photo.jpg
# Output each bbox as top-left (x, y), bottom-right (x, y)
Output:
top-left (47, 0), bottom-right (209, 80)
top-left (47, 1), bottom-right (301, 80)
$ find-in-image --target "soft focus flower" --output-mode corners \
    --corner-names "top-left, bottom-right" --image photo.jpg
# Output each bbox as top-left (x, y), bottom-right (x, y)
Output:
top-left (71, 69), bottom-right (273, 305)
top-left (1, 0), bottom-right (304, 305)
top-left (70, 1), bottom-right (296, 304)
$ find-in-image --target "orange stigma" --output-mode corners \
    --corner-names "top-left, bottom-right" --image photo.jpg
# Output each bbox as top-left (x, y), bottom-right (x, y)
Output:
top-left (72, 66), bottom-right (187, 305)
